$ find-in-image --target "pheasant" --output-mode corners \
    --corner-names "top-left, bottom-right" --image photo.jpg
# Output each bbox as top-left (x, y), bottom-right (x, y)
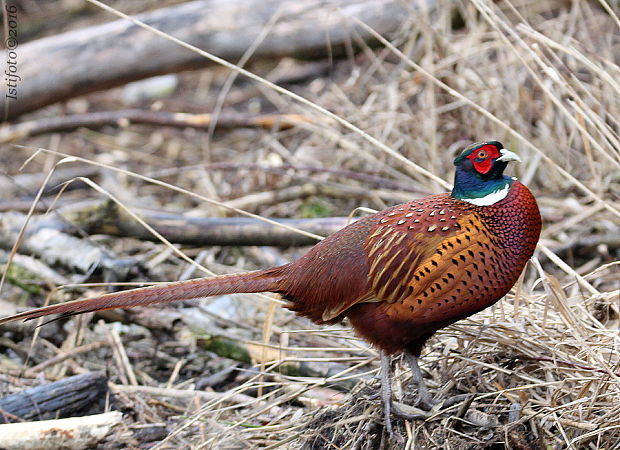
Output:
top-left (0, 141), bottom-right (541, 430)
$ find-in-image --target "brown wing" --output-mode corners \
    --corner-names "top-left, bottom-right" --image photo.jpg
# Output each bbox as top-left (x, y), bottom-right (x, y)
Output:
top-left (386, 221), bottom-right (507, 323)
top-left (363, 199), bottom-right (513, 323)
top-left (363, 197), bottom-right (466, 304)
top-left (320, 195), bottom-right (474, 321)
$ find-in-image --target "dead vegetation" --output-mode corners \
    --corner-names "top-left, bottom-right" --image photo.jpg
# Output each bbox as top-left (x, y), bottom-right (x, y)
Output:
top-left (0, 0), bottom-right (619, 448)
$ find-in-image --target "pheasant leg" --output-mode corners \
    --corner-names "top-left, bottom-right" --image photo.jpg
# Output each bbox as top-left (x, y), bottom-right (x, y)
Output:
top-left (380, 352), bottom-right (475, 429)
top-left (380, 352), bottom-right (394, 434)
top-left (379, 352), bottom-right (431, 426)
top-left (404, 352), bottom-right (438, 409)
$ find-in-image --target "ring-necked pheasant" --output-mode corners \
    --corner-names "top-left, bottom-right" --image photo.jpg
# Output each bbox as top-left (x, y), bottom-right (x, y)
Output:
top-left (0, 141), bottom-right (541, 430)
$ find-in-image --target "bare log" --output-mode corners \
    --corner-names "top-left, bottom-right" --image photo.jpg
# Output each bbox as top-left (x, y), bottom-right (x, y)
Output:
top-left (4, 0), bottom-right (415, 120)
top-left (0, 372), bottom-right (108, 423)
top-left (0, 211), bottom-right (143, 280)
top-left (65, 201), bottom-right (355, 246)
top-left (0, 411), bottom-right (122, 450)
top-left (0, 207), bottom-right (355, 289)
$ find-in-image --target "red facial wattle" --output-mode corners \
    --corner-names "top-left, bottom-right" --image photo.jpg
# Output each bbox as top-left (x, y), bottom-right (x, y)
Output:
top-left (466, 144), bottom-right (501, 174)
top-left (472, 156), bottom-right (492, 174)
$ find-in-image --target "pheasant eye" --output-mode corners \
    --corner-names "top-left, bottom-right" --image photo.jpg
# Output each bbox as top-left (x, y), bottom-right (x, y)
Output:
top-left (477, 150), bottom-right (488, 159)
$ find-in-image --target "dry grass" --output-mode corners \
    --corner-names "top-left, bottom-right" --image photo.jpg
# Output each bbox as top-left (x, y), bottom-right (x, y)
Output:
top-left (1, 0), bottom-right (619, 448)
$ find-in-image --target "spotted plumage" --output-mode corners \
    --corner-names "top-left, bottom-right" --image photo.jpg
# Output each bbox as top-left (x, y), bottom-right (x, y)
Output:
top-left (0, 141), bottom-right (541, 361)
top-left (347, 181), bottom-right (539, 355)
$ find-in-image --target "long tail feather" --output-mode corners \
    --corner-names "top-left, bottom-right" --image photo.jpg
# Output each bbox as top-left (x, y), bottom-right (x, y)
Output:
top-left (0, 267), bottom-right (285, 325)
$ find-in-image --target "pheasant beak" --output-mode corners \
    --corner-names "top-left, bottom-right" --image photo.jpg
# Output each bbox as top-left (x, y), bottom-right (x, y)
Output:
top-left (497, 148), bottom-right (521, 163)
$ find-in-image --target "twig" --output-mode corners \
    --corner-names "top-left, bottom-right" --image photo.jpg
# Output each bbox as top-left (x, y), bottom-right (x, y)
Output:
top-left (0, 110), bottom-right (312, 144)
top-left (110, 384), bottom-right (257, 406)
top-left (24, 340), bottom-right (109, 376)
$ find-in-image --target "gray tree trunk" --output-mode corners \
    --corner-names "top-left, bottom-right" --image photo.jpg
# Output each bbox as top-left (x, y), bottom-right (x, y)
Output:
top-left (2, 0), bottom-right (420, 120)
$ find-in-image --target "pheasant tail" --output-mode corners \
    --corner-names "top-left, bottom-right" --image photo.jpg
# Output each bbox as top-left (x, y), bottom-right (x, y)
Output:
top-left (0, 267), bottom-right (286, 325)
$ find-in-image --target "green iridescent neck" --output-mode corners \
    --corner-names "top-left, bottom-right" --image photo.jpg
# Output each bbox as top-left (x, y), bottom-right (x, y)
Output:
top-left (452, 170), bottom-right (514, 206)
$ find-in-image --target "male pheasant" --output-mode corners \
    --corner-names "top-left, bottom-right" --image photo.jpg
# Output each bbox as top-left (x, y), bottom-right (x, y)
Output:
top-left (0, 141), bottom-right (541, 428)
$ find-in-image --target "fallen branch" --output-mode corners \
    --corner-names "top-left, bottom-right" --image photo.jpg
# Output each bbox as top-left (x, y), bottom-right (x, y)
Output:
top-left (0, 166), bottom-right (100, 197)
top-left (64, 201), bottom-right (355, 246)
top-left (0, 411), bottom-right (122, 450)
top-left (0, 198), bottom-right (77, 213)
top-left (0, 211), bottom-right (145, 280)
top-left (0, 202), bottom-right (362, 249)
top-left (547, 233), bottom-right (620, 257)
top-left (24, 341), bottom-right (110, 377)
top-left (6, 0), bottom-right (414, 119)
top-left (0, 110), bottom-right (311, 144)
top-left (0, 372), bottom-right (108, 423)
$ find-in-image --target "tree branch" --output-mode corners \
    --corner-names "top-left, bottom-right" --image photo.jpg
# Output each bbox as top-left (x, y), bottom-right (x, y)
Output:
top-left (0, 110), bottom-right (311, 144)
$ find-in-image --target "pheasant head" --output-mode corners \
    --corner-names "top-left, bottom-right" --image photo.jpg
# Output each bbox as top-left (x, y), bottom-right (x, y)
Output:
top-left (451, 141), bottom-right (521, 206)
